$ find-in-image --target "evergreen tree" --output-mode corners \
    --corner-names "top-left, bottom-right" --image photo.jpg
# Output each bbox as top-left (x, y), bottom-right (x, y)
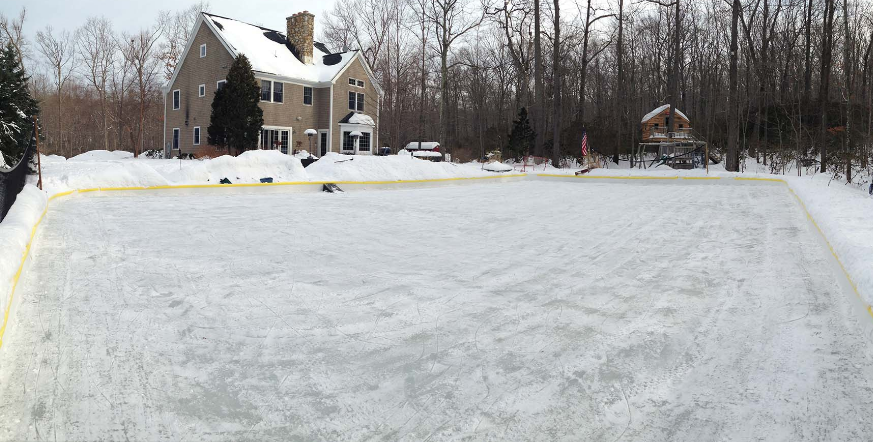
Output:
top-left (207, 54), bottom-right (263, 155)
top-left (0, 42), bottom-right (39, 165)
top-left (507, 107), bottom-right (535, 160)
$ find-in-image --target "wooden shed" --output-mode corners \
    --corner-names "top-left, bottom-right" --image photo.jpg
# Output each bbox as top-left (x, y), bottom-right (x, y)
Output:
top-left (640, 104), bottom-right (692, 142)
top-left (638, 104), bottom-right (707, 169)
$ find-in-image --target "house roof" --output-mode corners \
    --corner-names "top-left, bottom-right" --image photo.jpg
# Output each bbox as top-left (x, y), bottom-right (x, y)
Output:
top-left (641, 105), bottom-right (689, 124)
top-left (203, 13), bottom-right (357, 85)
top-left (338, 112), bottom-right (376, 126)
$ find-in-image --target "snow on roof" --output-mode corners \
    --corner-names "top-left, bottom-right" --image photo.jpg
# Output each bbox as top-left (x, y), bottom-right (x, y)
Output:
top-left (412, 151), bottom-right (442, 157)
top-left (338, 112), bottom-right (375, 126)
top-left (205, 13), bottom-right (356, 85)
top-left (404, 142), bottom-right (440, 150)
top-left (641, 105), bottom-right (689, 124)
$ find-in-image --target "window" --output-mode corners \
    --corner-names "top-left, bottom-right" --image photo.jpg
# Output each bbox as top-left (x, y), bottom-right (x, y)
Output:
top-left (358, 132), bottom-right (371, 151)
top-left (349, 92), bottom-right (365, 111)
top-left (261, 80), bottom-right (271, 101)
top-left (217, 80), bottom-right (226, 90)
top-left (172, 90), bottom-right (180, 110)
top-left (260, 129), bottom-right (289, 152)
top-left (273, 82), bottom-right (283, 103)
top-left (348, 78), bottom-right (356, 86)
top-left (193, 127), bottom-right (201, 145)
top-left (200, 44), bottom-right (206, 58)
top-left (198, 84), bottom-right (205, 97)
top-left (357, 79), bottom-right (365, 87)
top-left (303, 86), bottom-right (312, 105)
top-left (342, 131), bottom-right (354, 151)
top-left (172, 128), bottom-right (180, 150)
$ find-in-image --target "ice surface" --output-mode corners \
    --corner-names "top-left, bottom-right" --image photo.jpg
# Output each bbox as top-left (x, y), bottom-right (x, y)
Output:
top-left (1, 181), bottom-right (871, 441)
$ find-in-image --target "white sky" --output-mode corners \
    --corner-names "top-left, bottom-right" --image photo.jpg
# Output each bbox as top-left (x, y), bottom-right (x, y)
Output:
top-left (1, 0), bottom-right (331, 39)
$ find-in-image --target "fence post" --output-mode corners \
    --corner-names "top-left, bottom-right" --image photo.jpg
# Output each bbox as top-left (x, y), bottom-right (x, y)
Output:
top-left (33, 116), bottom-right (42, 190)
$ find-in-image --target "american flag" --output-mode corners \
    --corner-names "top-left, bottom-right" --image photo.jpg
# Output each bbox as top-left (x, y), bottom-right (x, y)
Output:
top-left (581, 130), bottom-right (588, 157)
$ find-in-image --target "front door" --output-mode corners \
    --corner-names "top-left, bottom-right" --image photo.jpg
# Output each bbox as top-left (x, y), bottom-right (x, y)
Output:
top-left (319, 130), bottom-right (328, 156)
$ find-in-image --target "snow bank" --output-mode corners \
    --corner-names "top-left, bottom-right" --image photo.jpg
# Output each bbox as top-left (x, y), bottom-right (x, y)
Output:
top-left (0, 185), bottom-right (47, 317)
top-left (785, 175), bottom-right (873, 308)
top-left (305, 152), bottom-right (494, 182)
top-left (483, 162), bottom-right (513, 172)
top-left (36, 150), bottom-right (307, 194)
top-left (153, 150), bottom-right (306, 184)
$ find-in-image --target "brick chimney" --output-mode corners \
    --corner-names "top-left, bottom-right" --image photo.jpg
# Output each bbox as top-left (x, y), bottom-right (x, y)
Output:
top-left (286, 11), bottom-right (314, 65)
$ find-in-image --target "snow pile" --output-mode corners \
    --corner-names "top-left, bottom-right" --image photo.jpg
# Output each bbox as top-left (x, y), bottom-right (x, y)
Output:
top-left (71, 150), bottom-right (134, 161)
top-left (306, 152), bottom-right (494, 182)
top-left (786, 175), bottom-right (873, 308)
top-left (0, 185), bottom-right (47, 315)
top-left (38, 154), bottom-right (172, 193)
top-left (483, 162), bottom-right (513, 172)
top-left (152, 150), bottom-right (307, 184)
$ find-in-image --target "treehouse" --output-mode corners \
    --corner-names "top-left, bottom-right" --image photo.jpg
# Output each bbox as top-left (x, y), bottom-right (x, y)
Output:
top-left (639, 104), bottom-right (707, 169)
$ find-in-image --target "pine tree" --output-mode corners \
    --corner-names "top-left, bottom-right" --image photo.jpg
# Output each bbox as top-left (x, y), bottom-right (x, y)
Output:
top-left (0, 42), bottom-right (39, 165)
top-left (507, 107), bottom-right (536, 160)
top-left (207, 54), bottom-right (263, 155)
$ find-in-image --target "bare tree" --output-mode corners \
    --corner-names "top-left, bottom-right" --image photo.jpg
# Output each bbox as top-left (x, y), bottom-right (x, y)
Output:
top-left (159, 1), bottom-right (209, 80)
top-left (78, 17), bottom-right (115, 151)
top-left (425, 0), bottom-right (486, 158)
top-left (0, 8), bottom-right (27, 67)
top-left (120, 24), bottom-right (163, 157)
top-left (36, 26), bottom-right (77, 156)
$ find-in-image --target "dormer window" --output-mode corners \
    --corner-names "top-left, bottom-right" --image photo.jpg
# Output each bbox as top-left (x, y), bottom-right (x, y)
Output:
top-left (348, 78), bottom-right (365, 88)
top-left (200, 44), bottom-right (206, 58)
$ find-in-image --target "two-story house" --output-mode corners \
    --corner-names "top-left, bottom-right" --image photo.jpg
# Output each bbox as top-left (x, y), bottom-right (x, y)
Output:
top-left (162, 11), bottom-right (382, 157)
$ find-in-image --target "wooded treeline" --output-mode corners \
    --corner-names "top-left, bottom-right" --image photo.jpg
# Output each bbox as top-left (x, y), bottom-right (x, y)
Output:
top-left (325, 0), bottom-right (873, 177)
top-left (3, 0), bottom-right (873, 178)
top-left (0, 4), bottom-right (206, 158)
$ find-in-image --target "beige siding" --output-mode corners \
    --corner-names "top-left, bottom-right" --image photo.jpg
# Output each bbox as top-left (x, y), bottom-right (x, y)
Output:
top-left (258, 80), bottom-right (330, 152)
top-left (164, 22), bottom-right (234, 155)
top-left (330, 56), bottom-right (380, 153)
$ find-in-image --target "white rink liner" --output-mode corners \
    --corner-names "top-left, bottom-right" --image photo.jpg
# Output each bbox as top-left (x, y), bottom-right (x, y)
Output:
top-left (1, 181), bottom-right (872, 441)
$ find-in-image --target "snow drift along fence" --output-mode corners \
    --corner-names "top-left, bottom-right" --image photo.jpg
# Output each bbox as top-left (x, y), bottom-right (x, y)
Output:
top-left (0, 122), bottom-right (36, 222)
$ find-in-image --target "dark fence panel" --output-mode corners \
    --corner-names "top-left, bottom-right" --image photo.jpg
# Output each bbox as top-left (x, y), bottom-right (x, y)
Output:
top-left (0, 122), bottom-right (36, 222)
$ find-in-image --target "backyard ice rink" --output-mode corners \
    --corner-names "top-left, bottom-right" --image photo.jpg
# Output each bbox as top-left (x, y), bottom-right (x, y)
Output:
top-left (1, 180), bottom-right (872, 441)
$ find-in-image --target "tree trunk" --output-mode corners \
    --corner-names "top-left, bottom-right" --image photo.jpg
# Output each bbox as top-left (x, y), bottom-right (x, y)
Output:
top-left (533, 0), bottom-right (544, 157)
top-left (667, 0), bottom-right (681, 136)
top-left (615, 0), bottom-right (624, 163)
top-left (552, 0), bottom-right (561, 166)
top-left (727, 0), bottom-right (740, 172)
top-left (819, 0), bottom-right (836, 173)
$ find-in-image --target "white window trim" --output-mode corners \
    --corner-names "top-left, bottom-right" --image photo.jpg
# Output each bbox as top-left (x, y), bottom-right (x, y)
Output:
top-left (217, 79), bottom-right (226, 89)
top-left (198, 84), bottom-right (205, 97)
top-left (199, 44), bottom-right (206, 58)
top-left (258, 126), bottom-right (293, 153)
top-left (339, 124), bottom-right (373, 154)
top-left (193, 126), bottom-right (201, 146)
top-left (272, 81), bottom-right (284, 104)
top-left (303, 86), bottom-right (313, 106)
top-left (357, 79), bottom-right (365, 88)
top-left (172, 89), bottom-right (180, 110)
top-left (348, 77), bottom-right (365, 88)
top-left (172, 128), bottom-right (180, 150)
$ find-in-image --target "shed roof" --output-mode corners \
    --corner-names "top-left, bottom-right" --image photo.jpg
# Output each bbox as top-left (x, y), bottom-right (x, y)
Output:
top-left (641, 105), bottom-right (689, 124)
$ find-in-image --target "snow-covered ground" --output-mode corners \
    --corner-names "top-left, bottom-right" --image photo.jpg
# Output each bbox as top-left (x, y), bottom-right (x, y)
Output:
top-left (1, 181), bottom-right (871, 441)
top-left (31, 150), bottom-right (502, 196)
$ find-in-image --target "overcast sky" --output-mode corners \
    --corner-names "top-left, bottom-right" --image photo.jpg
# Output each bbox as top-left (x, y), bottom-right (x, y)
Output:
top-left (1, 0), bottom-right (331, 39)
